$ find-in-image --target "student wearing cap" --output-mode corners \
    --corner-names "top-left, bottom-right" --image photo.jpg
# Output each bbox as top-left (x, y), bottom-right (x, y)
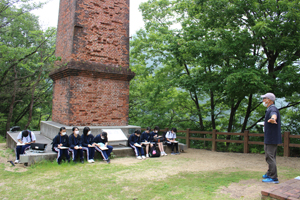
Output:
top-left (261, 93), bottom-right (282, 184)
top-left (52, 127), bottom-right (70, 164)
top-left (68, 127), bottom-right (84, 164)
top-left (15, 130), bottom-right (36, 164)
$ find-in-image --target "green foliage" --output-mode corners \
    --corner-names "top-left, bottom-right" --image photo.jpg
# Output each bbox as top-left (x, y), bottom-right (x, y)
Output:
top-left (129, 0), bottom-right (300, 137)
top-left (0, 0), bottom-right (57, 134)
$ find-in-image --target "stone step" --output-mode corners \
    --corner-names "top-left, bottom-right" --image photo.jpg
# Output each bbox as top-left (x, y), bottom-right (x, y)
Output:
top-left (6, 131), bottom-right (187, 166)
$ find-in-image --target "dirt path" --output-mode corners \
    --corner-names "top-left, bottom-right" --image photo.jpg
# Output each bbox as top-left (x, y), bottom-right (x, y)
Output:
top-left (1, 144), bottom-right (299, 199)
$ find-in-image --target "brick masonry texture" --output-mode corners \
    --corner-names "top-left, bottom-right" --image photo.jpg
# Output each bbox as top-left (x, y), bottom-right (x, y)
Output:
top-left (261, 179), bottom-right (300, 200)
top-left (55, 0), bottom-right (130, 66)
top-left (52, 0), bottom-right (134, 126)
top-left (52, 76), bottom-right (130, 126)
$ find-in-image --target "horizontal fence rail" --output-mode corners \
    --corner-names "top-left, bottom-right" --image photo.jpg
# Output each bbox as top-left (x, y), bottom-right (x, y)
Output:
top-left (141, 128), bottom-right (300, 157)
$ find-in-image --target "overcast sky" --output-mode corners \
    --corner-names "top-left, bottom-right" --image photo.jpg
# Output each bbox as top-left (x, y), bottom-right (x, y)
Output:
top-left (31, 0), bottom-right (148, 36)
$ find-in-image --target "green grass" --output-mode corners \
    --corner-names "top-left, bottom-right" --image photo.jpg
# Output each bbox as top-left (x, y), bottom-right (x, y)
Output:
top-left (0, 160), bottom-right (263, 200)
top-left (0, 135), bottom-right (5, 143)
top-left (0, 148), bottom-right (299, 199)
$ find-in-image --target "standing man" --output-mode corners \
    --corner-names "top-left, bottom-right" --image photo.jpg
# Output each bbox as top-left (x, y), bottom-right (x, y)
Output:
top-left (261, 93), bottom-right (282, 184)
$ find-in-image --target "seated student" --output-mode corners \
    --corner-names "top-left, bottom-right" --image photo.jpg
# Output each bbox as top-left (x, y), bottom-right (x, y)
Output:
top-left (152, 126), bottom-right (167, 156)
top-left (141, 127), bottom-right (154, 158)
top-left (15, 130), bottom-right (36, 164)
top-left (128, 130), bottom-right (146, 160)
top-left (81, 127), bottom-right (96, 163)
top-left (52, 127), bottom-right (70, 164)
top-left (69, 127), bottom-right (84, 164)
top-left (165, 127), bottom-right (180, 155)
top-left (94, 132), bottom-right (113, 164)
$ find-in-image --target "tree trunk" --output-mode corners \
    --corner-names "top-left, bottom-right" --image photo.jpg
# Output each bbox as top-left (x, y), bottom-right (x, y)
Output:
top-left (5, 66), bottom-right (17, 131)
top-left (24, 66), bottom-right (43, 129)
top-left (241, 94), bottom-right (253, 133)
top-left (226, 99), bottom-right (242, 146)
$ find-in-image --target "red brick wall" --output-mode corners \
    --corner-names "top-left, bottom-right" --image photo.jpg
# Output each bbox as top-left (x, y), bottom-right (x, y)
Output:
top-left (52, 0), bottom-right (133, 126)
top-left (52, 75), bottom-right (130, 126)
top-left (56, 0), bottom-right (130, 68)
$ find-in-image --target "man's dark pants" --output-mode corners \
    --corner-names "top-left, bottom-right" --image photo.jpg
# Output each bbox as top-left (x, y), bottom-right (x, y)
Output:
top-left (264, 144), bottom-right (278, 179)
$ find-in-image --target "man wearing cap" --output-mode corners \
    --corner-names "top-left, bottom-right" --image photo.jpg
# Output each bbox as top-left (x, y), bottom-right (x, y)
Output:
top-left (261, 93), bottom-right (282, 184)
top-left (15, 130), bottom-right (36, 164)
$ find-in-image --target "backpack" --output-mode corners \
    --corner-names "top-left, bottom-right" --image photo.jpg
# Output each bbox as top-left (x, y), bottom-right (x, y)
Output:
top-left (149, 143), bottom-right (160, 157)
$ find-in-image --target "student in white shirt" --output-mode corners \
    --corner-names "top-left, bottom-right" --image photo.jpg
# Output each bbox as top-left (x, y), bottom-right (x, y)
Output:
top-left (165, 128), bottom-right (179, 155)
top-left (15, 130), bottom-right (36, 163)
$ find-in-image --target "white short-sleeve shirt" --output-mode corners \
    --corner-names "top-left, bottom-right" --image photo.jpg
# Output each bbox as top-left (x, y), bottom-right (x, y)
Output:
top-left (165, 131), bottom-right (176, 144)
top-left (17, 131), bottom-right (36, 143)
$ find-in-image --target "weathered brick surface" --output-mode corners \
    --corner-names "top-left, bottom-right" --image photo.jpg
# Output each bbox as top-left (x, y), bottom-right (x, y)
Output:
top-left (52, 0), bottom-right (133, 126)
top-left (261, 179), bottom-right (300, 200)
top-left (52, 75), bottom-right (130, 126)
top-left (56, 0), bottom-right (129, 67)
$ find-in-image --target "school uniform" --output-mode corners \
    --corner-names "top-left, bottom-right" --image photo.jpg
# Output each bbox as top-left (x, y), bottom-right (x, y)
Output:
top-left (128, 133), bottom-right (144, 156)
top-left (81, 134), bottom-right (95, 161)
top-left (52, 134), bottom-right (70, 163)
top-left (15, 131), bottom-right (36, 160)
top-left (141, 131), bottom-right (153, 143)
top-left (68, 133), bottom-right (84, 162)
top-left (94, 134), bottom-right (113, 161)
top-left (165, 131), bottom-right (178, 152)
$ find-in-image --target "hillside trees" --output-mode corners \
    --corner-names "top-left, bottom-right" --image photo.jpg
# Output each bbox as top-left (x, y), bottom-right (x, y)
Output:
top-left (0, 0), bottom-right (57, 134)
top-left (129, 0), bottom-right (300, 133)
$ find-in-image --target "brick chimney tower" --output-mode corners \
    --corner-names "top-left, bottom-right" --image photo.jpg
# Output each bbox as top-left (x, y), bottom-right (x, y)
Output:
top-left (49, 0), bottom-right (134, 126)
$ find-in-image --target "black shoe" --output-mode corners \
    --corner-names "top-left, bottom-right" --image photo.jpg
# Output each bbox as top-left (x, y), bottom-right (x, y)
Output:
top-left (67, 159), bottom-right (71, 163)
top-left (58, 160), bottom-right (62, 165)
top-left (73, 160), bottom-right (77, 164)
top-left (80, 159), bottom-right (84, 164)
top-left (106, 159), bottom-right (110, 164)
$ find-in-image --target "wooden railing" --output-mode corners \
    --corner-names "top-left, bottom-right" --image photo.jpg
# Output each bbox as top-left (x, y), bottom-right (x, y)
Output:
top-left (141, 128), bottom-right (300, 157)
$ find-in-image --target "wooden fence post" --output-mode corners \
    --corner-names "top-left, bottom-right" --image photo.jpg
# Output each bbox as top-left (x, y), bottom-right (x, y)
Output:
top-left (284, 131), bottom-right (290, 157)
top-left (244, 130), bottom-right (249, 154)
top-left (186, 128), bottom-right (190, 148)
top-left (212, 129), bottom-right (217, 151)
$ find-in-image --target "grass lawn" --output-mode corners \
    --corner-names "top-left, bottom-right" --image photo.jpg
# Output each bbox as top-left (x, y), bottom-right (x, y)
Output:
top-left (0, 143), bottom-right (299, 200)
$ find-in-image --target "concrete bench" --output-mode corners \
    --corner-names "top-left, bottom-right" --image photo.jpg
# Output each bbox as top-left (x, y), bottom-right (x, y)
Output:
top-left (6, 131), bottom-right (187, 165)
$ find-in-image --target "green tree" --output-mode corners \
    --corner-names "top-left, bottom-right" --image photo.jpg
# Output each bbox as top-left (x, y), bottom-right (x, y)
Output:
top-left (129, 0), bottom-right (300, 134)
top-left (0, 0), bottom-right (56, 134)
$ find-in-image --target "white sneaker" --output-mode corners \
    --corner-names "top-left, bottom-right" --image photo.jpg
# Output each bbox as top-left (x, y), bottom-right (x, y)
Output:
top-left (88, 159), bottom-right (93, 163)
top-left (15, 160), bottom-right (19, 164)
top-left (160, 152), bottom-right (164, 156)
top-left (142, 156), bottom-right (146, 159)
top-left (91, 159), bottom-right (95, 163)
top-left (137, 156), bottom-right (142, 160)
top-left (164, 152), bottom-right (168, 156)
top-left (146, 154), bottom-right (149, 158)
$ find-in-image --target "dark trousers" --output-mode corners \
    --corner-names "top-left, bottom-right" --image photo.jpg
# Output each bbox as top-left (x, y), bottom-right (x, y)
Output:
top-left (95, 145), bottom-right (113, 160)
top-left (82, 147), bottom-right (95, 160)
top-left (129, 144), bottom-right (144, 156)
top-left (167, 142), bottom-right (178, 152)
top-left (15, 144), bottom-right (30, 160)
top-left (69, 148), bottom-right (84, 161)
top-left (54, 147), bottom-right (70, 163)
top-left (264, 144), bottom-right (278, 179)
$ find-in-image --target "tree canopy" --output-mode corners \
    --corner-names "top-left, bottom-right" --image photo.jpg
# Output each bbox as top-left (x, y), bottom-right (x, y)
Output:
top-left (0, 0), bottom-right (57, 134)
top-left (129, 0), bottom-right (300, 134)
